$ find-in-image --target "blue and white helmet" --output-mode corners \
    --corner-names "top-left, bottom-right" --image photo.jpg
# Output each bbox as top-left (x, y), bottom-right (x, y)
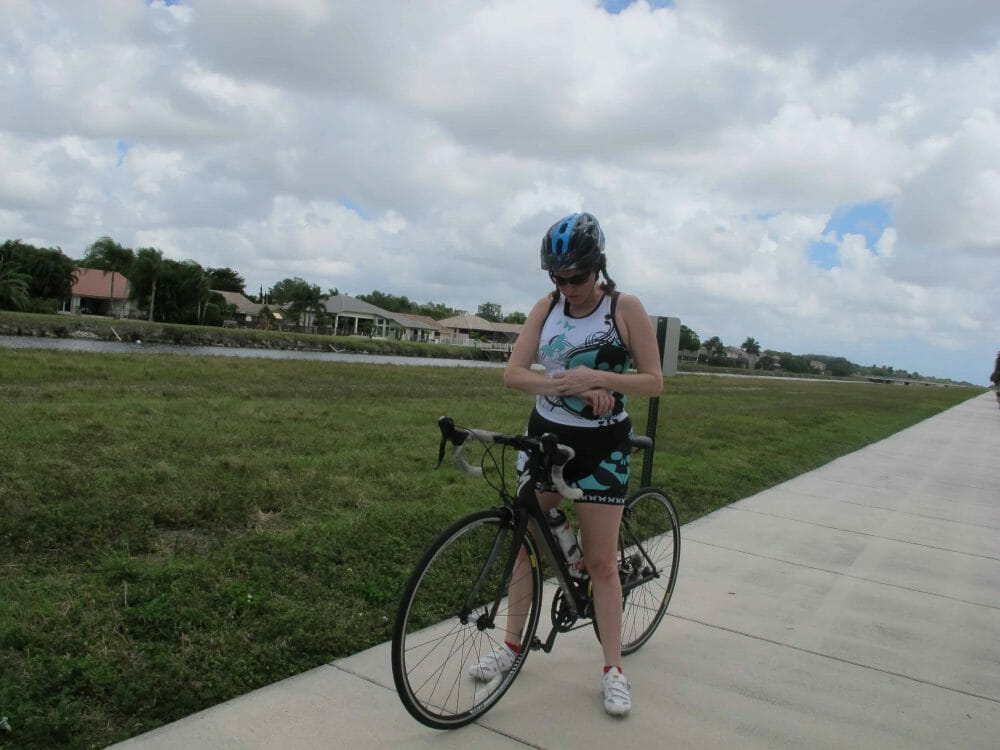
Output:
top-left (540, 212), bottom-right (606, 272)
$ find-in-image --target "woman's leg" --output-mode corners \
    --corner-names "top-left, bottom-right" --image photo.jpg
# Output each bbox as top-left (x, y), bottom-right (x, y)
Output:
top-left (504, 490), bottom-right (564, 643)
top-left (575, 502), bottom-right (625, 667)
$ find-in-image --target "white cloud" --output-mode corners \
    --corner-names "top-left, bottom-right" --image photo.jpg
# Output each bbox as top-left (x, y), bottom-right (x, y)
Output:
top-left (0, 0), bottom-right (997, 383)
top-left (682, 0), bottom-right (1000, 63)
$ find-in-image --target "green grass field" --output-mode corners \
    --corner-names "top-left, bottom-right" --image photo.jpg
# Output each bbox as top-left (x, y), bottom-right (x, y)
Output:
top-left (0, 349), bottom-right (982, 748)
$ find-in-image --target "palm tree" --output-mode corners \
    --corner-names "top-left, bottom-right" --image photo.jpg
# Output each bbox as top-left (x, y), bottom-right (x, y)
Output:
top-left (740, 337), bottom-right (762, 369)
top-left (130, 248), bottom-right (165, 322)
top-left (258, 305), bottom-right (275, 330)
top-left (0, 258), bottom-right (31, 310)
top-left (285, 282), bottom-right (324, 330)
top-left (704, 336), bottom-right (726, 356)
top-left (82, 237), bottom-right (134, 317)
top-left (175, 261), bottom-right (211, 323)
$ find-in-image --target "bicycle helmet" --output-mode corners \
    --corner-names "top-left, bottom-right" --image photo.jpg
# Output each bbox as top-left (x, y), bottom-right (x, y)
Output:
top-left (540, 212), bottom-right (606, 272)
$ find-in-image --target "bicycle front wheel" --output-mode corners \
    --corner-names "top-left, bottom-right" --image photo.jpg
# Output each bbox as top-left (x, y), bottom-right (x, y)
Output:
top-left (391, 509), bottom-right (543, 729)
top-left (618, 487), bottom-right (680, 655)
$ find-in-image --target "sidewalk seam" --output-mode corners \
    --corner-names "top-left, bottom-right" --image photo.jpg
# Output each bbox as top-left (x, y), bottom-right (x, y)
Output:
top-left (683, 537), bottom-right (1000, 611)
top-left (668, 613), bottom-right (1000, 706)
top-left (723, 506), bottom-right (1000, 562)
top-left (760, 488), bottom-right (1000, 533)
top-left (329, 663), bottom-right (548, 749)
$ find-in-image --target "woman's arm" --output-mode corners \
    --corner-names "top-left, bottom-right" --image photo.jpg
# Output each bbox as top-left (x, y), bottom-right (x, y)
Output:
top-left (549, 294), bottom-right (663, 398)
top-left (503, 296), bottom-right (562, 396)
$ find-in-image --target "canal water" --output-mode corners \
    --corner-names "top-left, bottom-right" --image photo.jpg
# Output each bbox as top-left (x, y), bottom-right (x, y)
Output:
top-left (0, 335), bottom-right (504, 369)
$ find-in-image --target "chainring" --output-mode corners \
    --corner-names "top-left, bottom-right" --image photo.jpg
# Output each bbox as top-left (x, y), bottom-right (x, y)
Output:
top-left (550, 587), bottom-right (579, 632)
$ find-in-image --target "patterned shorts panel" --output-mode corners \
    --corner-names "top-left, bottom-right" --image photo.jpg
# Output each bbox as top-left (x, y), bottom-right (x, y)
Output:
top-left (516, 430), bottom-right (631, 506)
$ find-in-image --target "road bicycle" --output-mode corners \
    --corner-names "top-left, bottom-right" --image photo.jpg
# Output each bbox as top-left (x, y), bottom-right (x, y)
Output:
top-left (391, 416), bottom-right (681, 728)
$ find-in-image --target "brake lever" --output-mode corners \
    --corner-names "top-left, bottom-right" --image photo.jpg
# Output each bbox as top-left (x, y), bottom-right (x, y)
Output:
top-left (436, 416), bottom-right (470, 469)
top-left (539, 432), bottom-right (583, 500)
top-left (435, 416), bottom-right (453, 468)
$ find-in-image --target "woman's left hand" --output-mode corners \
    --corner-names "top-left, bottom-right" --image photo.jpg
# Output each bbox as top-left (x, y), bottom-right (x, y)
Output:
top-left (580, 388), bottom-right (615, 416)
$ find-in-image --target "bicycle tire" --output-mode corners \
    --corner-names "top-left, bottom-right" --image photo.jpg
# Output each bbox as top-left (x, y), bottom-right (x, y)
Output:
top-left (391, 509), bottom-right (543, 729)
top-left (617, 487), bottom-right (680, 655)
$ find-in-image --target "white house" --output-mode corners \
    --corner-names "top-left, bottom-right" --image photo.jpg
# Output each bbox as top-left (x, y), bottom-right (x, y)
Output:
top-left (322, 295), bottom-right (438, 341)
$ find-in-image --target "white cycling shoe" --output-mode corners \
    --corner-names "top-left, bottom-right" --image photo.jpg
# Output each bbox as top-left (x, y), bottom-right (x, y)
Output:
top-left (468, 643), bottom-right (516, 681)
top-left (602, 667), bottom-right (631, 716)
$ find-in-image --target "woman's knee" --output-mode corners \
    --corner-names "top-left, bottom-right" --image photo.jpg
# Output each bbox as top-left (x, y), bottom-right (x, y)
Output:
top-left (583, 553), bottom-right (618, 580)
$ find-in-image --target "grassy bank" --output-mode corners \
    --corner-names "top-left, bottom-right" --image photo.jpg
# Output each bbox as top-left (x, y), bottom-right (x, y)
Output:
top-left (0, 310), bottom-right (493, 361)
top-left (0, 349), bottom-right (982, 748)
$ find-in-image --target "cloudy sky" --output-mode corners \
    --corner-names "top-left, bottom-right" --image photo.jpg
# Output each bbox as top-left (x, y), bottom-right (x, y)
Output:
top-left (3, 0), bottom-right (999, 384)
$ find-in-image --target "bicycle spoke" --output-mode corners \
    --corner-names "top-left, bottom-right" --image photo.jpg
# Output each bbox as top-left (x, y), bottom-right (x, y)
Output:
top-left (616, 489), bottom-right (681, 655)
top-left (392, 510), bottom-right (543, 728)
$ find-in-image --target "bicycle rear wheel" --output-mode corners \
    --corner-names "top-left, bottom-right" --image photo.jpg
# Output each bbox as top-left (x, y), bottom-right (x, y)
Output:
top-left (391, 509), bottom-right (543, 729)
top-left (617, 487), bottom-right (680, 655)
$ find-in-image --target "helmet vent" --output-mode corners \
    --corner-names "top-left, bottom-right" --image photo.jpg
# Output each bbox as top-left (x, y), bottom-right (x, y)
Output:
top-left (540, 211), bottom-right (604, 271)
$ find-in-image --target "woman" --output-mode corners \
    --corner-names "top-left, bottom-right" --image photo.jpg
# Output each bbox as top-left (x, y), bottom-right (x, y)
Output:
top-left (470, 212), bottom-right (663, 716)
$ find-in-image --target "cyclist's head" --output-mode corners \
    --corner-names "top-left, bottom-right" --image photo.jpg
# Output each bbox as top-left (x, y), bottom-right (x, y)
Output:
top-left (540, 212), bottom-right (605, 273)
top-left (540, 212), bottom-right (616, 296)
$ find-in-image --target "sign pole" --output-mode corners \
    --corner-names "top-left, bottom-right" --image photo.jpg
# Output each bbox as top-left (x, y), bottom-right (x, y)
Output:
top-left (640, 316), bottom-right (679, 487)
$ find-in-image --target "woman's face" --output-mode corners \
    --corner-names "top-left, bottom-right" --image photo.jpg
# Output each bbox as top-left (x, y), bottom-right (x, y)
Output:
top-left (549, 268), bottom-right (598, 302)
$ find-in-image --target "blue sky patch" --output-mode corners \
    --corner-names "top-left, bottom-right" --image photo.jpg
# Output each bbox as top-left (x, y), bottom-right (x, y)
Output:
top-left (340, 198), bottom-right (372, 220)
top-left (824, 201), bottom-right (891, 247)
top-left (808, 200), bottom-right (892, 269)
top-left (115, 140), bottom-right (131, 167)
top-left (808, 241), bottom-right (839, 269)
top-left (602, 0), bottom-right (674, 13)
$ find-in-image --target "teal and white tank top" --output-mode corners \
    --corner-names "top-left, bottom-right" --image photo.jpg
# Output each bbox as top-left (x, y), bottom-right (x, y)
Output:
top-left (535, 292), bottom-right (632, 428)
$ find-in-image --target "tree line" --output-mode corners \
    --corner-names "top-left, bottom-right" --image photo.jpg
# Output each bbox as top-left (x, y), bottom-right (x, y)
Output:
top-left (0, 237), bottom-right (522, 327)
top-left (0, 235), bottom-right (938, 380)
top-left (1, 238), bottom-right (241, 325)
top-left (680, 325), bottom-right (935, 380)
top-left (683, 325), bottom-right (865, 376)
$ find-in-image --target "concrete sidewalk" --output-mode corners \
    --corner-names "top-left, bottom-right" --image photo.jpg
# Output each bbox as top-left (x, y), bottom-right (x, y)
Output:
top-left (112, 391), bottom-right (1000, 749)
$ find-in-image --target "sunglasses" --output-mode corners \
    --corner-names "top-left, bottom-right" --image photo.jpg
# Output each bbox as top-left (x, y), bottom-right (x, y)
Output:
top-left (549, 269), bottom-right (595, 287)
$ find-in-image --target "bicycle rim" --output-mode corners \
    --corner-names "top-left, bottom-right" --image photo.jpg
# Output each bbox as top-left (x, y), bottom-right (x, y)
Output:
top-left (391, 509), bottom-right (542, 729)
top-left (618, 488), bottom-right (680, 655)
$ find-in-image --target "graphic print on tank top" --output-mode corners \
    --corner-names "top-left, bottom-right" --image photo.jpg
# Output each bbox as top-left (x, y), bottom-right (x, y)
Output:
top-left (537, 295), bottom-right (632, 427)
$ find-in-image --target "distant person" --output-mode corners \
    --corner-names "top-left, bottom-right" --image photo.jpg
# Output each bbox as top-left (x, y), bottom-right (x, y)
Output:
top-left (475, 212), bottom-right (662, 716)
top-left (991, 351), bottom-right (1000, 406)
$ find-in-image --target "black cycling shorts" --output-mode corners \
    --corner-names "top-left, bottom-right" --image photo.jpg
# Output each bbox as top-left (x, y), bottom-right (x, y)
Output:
top-left (518, 409), bottom-right (633, 505)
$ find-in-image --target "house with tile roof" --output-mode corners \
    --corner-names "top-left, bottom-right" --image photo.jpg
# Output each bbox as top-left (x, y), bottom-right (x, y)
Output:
top-left (69, 267), bottom-right (133, 317)
top-left (436, 314), bottom-right (523, 349)
top-left (391, 313), bottom-right (450, 343)
top-left (213, 290), bottom-right (286, 328)
top-left (204, 290), bottom-right (519, 347)
top-left (321, 295), bottom-right (438, 341)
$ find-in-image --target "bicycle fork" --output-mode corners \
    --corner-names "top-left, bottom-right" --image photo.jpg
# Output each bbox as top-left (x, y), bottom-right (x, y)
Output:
top-left (458, 508), bottom-right (526, 631)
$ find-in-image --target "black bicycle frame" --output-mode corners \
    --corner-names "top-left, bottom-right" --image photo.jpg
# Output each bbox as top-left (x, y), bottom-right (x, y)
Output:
top-left (516, 479), bottom-right (591, 619)
top-left (457, 460), bottom-right (661, 650)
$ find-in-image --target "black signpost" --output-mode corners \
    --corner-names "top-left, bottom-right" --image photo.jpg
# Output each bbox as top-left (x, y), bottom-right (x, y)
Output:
top-left (640, 316), bottom-right (679, 487)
